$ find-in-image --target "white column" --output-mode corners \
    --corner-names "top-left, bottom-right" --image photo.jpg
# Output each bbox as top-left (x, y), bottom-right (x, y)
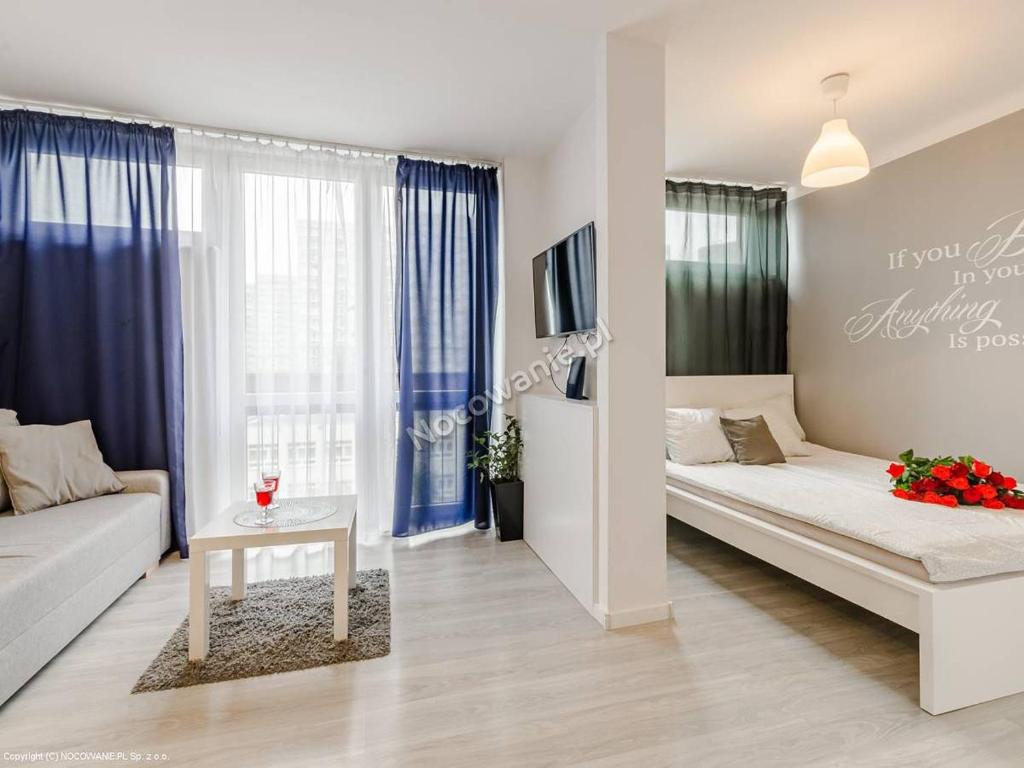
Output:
top-left (593, 32), bottom-right (670, 628)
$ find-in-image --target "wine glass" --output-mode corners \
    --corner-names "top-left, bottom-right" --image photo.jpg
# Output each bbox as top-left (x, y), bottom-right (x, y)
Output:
top-left (262, 468), bottom-right (281, 510)
top-left (254, 482), bottom-right (275, 526)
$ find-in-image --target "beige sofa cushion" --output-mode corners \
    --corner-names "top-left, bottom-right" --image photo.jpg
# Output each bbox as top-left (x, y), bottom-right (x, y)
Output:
top-left (0, 491), bottom-right (161, 652)
top-left (0, 421), bottom-right (126, 514)
top-left (0, 410), bottom-right (18, 512)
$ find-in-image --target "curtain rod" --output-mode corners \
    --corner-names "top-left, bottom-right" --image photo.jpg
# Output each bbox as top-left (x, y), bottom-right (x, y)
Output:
top-left (666, 174), bottom-right (788, 191)
top-left (0, 94), bottom-right (502, 169)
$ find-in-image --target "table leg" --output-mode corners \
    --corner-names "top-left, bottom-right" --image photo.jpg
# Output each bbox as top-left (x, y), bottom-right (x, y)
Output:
top-left (334, 533), bottom-right (349, 641)
top-left (231, 548), bottom-right (246, 601)
top-left (348, 511), bottom-right (357, 585)
top-left (189, 551), bottom-right (210, 661)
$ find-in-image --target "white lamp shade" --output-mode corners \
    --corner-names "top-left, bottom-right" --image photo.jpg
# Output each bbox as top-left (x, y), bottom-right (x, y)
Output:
top-left (801, 118), bottom-right (870, 188)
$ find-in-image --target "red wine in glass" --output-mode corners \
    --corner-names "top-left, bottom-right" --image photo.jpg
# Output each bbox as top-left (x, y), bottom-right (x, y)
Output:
top-left (254, 482), bottom-right (274, 525)
top-left (262, 470), bottom-right (281, 509)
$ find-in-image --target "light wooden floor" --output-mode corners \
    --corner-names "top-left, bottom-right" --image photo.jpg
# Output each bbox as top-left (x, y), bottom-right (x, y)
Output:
top-left (3, 518), bottom-right (1024, 767)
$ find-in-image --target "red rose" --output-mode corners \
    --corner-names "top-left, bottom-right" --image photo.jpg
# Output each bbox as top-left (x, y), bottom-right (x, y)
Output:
top-left (923, 491), bottom-right (941, 504)
top-left (931, 465), bottom-right (953, 481)
top-left (963, 486), bottom-right (983, 504)
top-left (982, 499), bottom-right (1005, 510)
top-left (980, 485), bottom-right (999, 500)
top-left (940, 495), bottom-right (958, 508)
top-left (951, 462), bottom-right (969, 477)
top-left (947, 477), bottom-right (969, 490)
top-left (1006, 496), bottom-right (1024, 510)
top-left (1003, 476), bottom-right (1018, 490)
top-left (887, 463), bottom-right (905, 479)
top-left (972, 460), bottom-right (992, 478)
top-left (892, 488), bottom-right (910, 500)
top-left (989, 472), bottom-right (1005, 487)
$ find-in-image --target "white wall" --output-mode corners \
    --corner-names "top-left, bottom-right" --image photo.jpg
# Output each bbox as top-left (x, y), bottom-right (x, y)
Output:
top-left (503, 104), bottom-right (597, 403)
top-left (502, 155), bottom-right (547, 400)
top-left (544, 103), bottom-right (597, 239)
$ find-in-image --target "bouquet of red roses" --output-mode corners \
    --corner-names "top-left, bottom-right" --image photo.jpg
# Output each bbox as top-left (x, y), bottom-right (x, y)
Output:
top-left (887, 449), bottom-right (1024, 510)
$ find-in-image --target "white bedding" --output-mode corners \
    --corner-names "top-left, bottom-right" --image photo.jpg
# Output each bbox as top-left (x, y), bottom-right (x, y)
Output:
top-left (666, 444), bottom-right (1024, 583)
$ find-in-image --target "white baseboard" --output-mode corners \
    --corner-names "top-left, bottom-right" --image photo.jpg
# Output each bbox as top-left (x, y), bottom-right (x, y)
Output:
top-left (590, 600), bottom-right (674, 629)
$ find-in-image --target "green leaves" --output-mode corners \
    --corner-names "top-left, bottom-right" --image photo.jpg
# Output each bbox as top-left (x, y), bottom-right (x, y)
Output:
top-left (891, 450), bottom-right (946, 491)
top-left (467, 416), bottom-right (523, 484)
top-left (894, 449), bottom-right (955, 482)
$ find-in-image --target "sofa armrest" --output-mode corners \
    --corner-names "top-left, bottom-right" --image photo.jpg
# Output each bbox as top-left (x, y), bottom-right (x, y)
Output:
top-left (116, 470), bottom-right (171, 554)
top-left (117, 469), bottom-right (169, 500)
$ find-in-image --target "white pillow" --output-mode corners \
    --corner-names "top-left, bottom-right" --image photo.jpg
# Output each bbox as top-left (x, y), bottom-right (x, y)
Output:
top-left (723, 401), bottom-right (810, 457)
top-left (760, 393), bottom-right (806, 441)
top-left (665, 407), bottom-right (735, 465)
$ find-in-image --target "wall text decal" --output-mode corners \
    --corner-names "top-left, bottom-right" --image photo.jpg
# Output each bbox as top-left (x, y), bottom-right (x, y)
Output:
top-left (844, 209), bottom-right (1024, 350)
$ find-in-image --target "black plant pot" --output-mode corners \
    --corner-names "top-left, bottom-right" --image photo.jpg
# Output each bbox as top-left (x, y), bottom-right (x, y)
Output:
top-left (490, 479), bottom-right (524, 542)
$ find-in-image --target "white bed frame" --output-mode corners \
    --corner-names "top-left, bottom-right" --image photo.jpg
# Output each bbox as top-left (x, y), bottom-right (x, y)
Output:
top-left (666, 375), bottom-right (1024, 715)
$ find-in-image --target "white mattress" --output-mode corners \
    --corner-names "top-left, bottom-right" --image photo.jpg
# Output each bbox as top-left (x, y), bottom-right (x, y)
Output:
top-left (666, 445), bottom-right (1024, 583)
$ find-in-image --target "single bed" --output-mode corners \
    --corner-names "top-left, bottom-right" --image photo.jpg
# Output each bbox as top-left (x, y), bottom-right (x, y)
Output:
top-left (666, 374), bottom-right (1024, 715)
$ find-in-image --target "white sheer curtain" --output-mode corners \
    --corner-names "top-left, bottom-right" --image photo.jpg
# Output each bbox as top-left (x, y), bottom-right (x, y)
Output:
top-left (176, 132), bottom-right (397, 543)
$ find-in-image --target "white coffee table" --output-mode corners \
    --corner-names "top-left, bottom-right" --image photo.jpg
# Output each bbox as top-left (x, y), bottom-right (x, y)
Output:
top-left (187, 495), bottom-right (357, 661)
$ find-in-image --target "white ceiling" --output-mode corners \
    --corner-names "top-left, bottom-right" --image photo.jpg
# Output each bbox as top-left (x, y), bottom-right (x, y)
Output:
top-left (2, 0), bottom-right (1022, 185)
top-left (0, 0), bottom-right (671, 161)
top-left (659, 0), bottom-right (1024, 190)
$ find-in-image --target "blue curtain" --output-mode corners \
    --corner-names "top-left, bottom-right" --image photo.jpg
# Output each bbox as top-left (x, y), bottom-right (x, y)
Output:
top-left (393, 157), bottom-right (499, 537)
top-left (0, 110), bottom-right (187, 555)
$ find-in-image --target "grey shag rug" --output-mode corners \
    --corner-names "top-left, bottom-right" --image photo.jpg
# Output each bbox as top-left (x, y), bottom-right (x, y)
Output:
top-left (133, 569), bottom-right (390, 693)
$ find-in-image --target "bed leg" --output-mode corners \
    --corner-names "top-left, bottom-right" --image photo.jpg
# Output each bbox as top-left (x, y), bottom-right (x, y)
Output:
top-left (919, 580), bottom-right (1024, 714)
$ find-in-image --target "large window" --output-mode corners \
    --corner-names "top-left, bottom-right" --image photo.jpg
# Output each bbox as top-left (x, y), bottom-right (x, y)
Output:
top-left (241, 172), bottom-right (359, 496)
top-left (176, 134), bottom-right (398, 538)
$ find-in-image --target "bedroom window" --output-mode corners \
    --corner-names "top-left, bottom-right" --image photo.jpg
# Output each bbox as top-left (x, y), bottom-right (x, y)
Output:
top-left (664, 180), bottom-right (788, 376)
top-left (665, 209), bottom-right (742, 264)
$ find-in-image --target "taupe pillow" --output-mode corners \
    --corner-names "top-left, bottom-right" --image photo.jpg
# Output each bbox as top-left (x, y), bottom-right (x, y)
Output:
top-left (0, 421), bottom-right (126, 514)
top-left (719, 415), bottom-right (786, 466)
top-left (0, 409), bottom-right (18, 512)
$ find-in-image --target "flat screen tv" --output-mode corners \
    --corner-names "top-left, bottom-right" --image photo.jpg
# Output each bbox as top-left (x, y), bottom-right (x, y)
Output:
top-left (532, 222), bottom-right (597, 338)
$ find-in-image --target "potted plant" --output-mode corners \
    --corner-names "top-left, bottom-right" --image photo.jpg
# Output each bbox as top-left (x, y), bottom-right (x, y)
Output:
top-left (468, 416), bottom-right (524, 541)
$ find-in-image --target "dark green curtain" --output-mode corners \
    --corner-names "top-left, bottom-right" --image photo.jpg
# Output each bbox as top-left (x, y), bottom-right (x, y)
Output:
top-left (665, 180), bottom-right (788, 375)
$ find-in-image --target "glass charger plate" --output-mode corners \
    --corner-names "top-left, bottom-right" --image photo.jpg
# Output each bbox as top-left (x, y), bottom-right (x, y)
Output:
top-left (233, 499), bottom-right (338, 529)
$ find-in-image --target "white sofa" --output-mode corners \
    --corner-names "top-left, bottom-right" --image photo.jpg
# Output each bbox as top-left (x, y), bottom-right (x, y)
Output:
top-left (0, 470), bottom-right (170, 706)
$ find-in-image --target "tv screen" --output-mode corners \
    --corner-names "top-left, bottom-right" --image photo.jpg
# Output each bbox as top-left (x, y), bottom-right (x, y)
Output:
top-left (532, 222), bottom-right (597, 339)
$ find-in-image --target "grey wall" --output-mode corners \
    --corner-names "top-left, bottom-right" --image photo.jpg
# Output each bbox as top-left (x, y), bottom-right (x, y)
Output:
top-left (790, 109), bottom-right (1024, 476)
